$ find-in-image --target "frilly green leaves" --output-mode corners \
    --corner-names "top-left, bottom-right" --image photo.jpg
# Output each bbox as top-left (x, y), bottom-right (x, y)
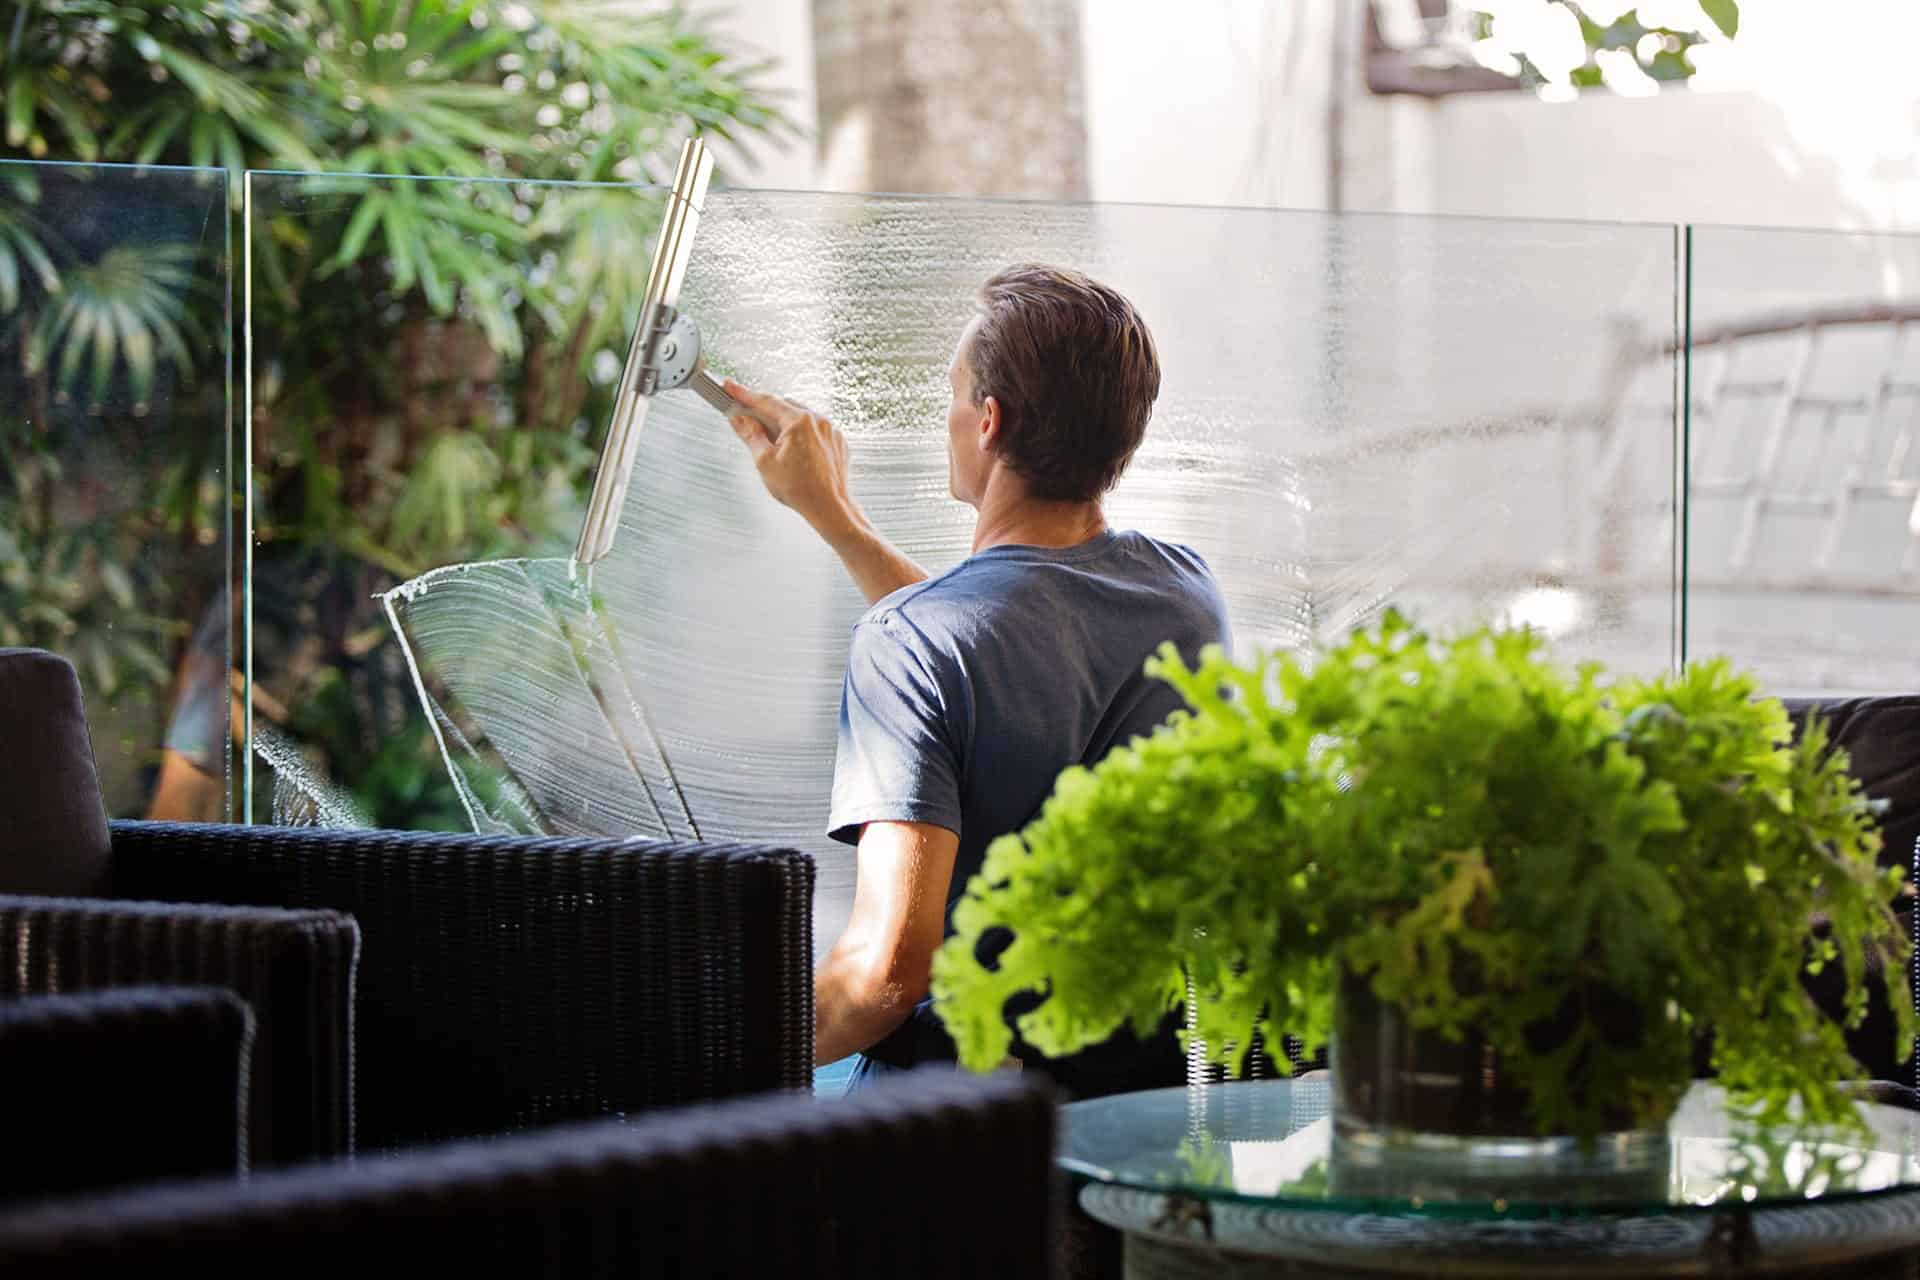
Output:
top-left (932, 610), bottom-right (1911, 1140)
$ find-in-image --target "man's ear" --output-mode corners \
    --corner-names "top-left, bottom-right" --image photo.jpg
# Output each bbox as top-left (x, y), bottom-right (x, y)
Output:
top-left (979, 395), bottom-right (1002, 451)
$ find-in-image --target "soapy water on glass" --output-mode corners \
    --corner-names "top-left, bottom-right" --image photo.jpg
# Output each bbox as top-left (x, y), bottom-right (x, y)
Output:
top-left (363, 190), bottom-right (1679, 966)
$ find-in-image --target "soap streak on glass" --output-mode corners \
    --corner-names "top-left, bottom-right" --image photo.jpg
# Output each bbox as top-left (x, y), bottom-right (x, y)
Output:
top-left (254, 722), bottom-right (368, 829)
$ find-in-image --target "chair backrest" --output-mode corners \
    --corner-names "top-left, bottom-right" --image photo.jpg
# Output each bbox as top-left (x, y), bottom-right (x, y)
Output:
top-left (109, 821), bottom-right (814, 1149)
top-left (0, 649), bottom-right (112, 897)
top-left (0, 1069), bottom-right (1058, 1280)
top-left (1783, 696), bottom-right (1920, 868)
top-left (0, 895), bottom-right (358, 1166)
top-left (0, 987), bottom-right (252, 1203)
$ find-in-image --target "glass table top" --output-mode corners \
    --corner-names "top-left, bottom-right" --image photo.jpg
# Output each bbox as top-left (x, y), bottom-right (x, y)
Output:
top-left (1058, 1078), bottom-right (1920, 1219)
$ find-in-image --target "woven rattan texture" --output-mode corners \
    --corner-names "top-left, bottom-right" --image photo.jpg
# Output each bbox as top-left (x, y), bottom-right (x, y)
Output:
top-left (0, 986), bottom-right (252, 1202)
top-left (108, 821), bottom-right (815, 1149)
top-left (0, 894), bottom-right (355, 1167)
top-left (0, 1069), bottom-right (1055, 1279)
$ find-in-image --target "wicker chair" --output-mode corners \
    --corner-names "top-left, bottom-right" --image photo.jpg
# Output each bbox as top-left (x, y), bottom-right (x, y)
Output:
top-left (0, 896), bottom-right (356, 1166)
top-left (2, 825), bottom-right (814, 1165)
top-left (0, 987), bottom-right (253, 1204)
top-left (106, 822), bottom-right (816, 1150)
top-left (0, 1069), bottom-right (1057, 1280)
top-left (2, 647), bottom-right (817, 1169)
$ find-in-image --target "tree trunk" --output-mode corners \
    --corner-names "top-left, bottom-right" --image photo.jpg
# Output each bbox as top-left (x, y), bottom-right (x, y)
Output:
top-left (810, 0), bottom-right (1089, 200)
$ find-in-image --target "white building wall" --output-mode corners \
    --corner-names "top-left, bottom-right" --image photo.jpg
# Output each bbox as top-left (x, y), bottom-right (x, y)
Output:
top-left (700, 0), bottom-right (822, 191)
top-left (1418, 88), bottom-right (1917, 230)
top-left (714, 0), bottom-right (1920, 233)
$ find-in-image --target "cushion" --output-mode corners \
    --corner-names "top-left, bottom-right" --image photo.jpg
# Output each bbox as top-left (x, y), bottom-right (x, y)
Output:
top-left (1783, 696), bottom-right (1920, 872)
top-left (0, 649), bottom-right (112, 896)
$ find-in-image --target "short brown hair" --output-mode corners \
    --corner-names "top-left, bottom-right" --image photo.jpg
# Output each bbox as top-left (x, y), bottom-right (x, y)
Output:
top-left (965, 264), bottom-right (1160, 502)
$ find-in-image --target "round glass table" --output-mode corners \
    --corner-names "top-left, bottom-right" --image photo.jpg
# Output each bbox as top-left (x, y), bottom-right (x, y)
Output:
top-left (1058, 1078), bottom-right (1920, 1277)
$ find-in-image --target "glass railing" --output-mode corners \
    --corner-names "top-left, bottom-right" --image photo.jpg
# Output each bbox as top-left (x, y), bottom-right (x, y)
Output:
top-left (14, 163), bottom-right (1907, 953)
top-left (241, 170), bottom-right (662, 828)
top-left (1683, 223), bottom-right (1920, 696)
top-left (239, 176), bottom-right (1684, 960)
top-left (0, 160), bottom-right (231, 821)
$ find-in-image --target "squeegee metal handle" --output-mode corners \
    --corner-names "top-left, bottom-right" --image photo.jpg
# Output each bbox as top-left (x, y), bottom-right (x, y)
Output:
top-left (689, 363), bottom-right (780, 441)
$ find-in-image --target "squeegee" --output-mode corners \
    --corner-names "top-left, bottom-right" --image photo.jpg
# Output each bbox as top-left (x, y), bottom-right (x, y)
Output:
top-left (574, 135), bottom-right (765, 565)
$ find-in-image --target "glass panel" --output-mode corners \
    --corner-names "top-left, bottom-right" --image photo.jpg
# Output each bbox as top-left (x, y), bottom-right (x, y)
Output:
top-left (1, 161), bottom-right (230, 820)
top-left (247, 177), bottom-right (1679, 958)
top-left (241, 171), bottom-right (663, 828)
top-left (1685, 225), bottom-right (1920, 694)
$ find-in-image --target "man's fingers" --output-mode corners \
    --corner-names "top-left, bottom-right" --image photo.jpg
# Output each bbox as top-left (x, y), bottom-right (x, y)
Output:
top-left (724, 378), bottom-right (811, 434)
top-left (729, 414), bottom-right (773, 463)
top-left (722, 378), bottom-right (785, 415)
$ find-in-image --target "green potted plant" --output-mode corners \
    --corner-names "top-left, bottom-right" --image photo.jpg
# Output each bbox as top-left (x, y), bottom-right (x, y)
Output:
top-left (932, 612), bottom-right (1913, 1153)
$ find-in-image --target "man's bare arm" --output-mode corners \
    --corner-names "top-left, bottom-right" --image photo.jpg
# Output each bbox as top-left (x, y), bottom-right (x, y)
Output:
top-left (723, 379), bottom-right (928, 605)
top-left (813, 820), bottom-right (958, 1066)
top-left (809, 499), bottom-right (931, 608)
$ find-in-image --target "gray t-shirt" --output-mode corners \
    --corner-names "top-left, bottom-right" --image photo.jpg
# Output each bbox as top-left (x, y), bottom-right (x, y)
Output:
top-left (827, 529), bottom-right (1231, 1085)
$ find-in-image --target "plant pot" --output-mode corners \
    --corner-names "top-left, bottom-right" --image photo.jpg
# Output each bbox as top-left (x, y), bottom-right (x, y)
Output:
top-left (1327, 967), bottom-right (1673, 1202)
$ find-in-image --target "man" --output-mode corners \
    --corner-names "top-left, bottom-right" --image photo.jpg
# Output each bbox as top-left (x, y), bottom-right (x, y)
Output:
top-left (724, 264), bottom-right (1229, 1095)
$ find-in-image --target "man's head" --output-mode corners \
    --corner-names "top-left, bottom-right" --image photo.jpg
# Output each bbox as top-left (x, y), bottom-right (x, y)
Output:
top-left (946, 264), bottom-right (1160, 508)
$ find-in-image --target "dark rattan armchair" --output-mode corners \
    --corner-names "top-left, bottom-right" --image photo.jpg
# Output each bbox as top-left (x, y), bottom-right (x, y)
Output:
top-left (0, 986), bottom-right (253, 1204)
top-left (0, 895), bottom-right (356, 1167)
top-left (0, 1069), bottom-right (1056, 1280)
top-left (3, 648), bottom-right (816, 1170)
top-left (105, 822), bottom-right (816, 1150)
top-left (5, 825), bottom-right (814, 1165)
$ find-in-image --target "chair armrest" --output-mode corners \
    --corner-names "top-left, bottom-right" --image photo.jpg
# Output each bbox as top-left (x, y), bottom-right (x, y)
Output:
top-left (109, 821), bottom-right (814, 1149)
top-left (0, 1069), bottom-right (1057, 1279)
top-left (0, 894), bottom-right (357, 1166)
top-left (0, 987), bottom-right (252, 1203)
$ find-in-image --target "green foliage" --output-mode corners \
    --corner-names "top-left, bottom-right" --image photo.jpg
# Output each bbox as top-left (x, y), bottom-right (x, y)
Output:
top-left (337, 421), bottom-right (594, 579)
top-left (28, 241), bottom-right (201, 400)
top-left (1480, 2), bottom-right (1738, 88)
top-left (0, 169), bottom-right (57, 309)
top-left (2, 2), bottom-right (784, 193)
top-left (5, 1), bottom-right (788, 398)
top-left (1698, 0), bottom-right (1739, 39)
top-left (0, 164), bottom-right (206, 407)
top-left (0, 1), bottom-right (789, 825)
top-left (0, 414), bottom-right (184, 697)
top-left (933, 611), bottom-right (1912, 1139)
top-left (0, 163), bottom-right (223, 754)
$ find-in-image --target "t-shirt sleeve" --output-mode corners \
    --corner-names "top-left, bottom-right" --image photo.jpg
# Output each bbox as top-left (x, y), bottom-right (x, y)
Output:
top-left (827, 616), bottom-right (963, 845)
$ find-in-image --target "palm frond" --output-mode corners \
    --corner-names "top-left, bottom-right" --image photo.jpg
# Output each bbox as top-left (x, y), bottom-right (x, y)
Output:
top-left (0, 204), bottom-right (60, 311)
top-left (28, 242), bottom-right (206, 401)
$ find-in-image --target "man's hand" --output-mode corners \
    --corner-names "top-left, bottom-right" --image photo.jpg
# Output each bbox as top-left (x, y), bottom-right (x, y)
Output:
top-left (723, 379), bottom-right (854, 536)
top-left (721, 377), bottom-right (930, 605)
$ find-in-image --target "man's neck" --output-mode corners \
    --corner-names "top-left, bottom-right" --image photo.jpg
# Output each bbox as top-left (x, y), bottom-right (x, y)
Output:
top-left (969, 472), bottom-right (1107, 555)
